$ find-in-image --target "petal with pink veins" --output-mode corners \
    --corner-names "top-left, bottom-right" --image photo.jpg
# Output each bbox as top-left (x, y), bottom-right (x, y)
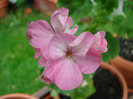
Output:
top-left (30, 38), bottom-right (49, 48)
top-left (44, 58), bottom-right (65, 82)
top-left (30, 38), bottom-right (50, 59)
top-left (27, 20), bottom-right (54, 39)
top-left (51, 7), bottom-right (69, 33)
top-left (63, 17), bottom-right (78, 35)
top-left (38, 56), bottom-right (47, 66)
top-left (92, 31), bottom-right (107, 53)
top-left (54, 58), bottom-right (83, 90)
top-left (73, 48), bottom-right (102, 74)
top-left (69, 25), bottom-right (78, 35)
top-left (70, 32), bottom-right (95, 57)
top-left (99, 35), bottom-right (108, 53)
top-left (49, 33), bottom-right (76, 60)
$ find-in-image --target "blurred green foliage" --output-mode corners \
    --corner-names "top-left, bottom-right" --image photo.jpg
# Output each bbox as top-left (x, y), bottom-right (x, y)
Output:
top-left (16, 0), bottom-right (33, 6)
top-left (16, 0), bottom-right (26, 6)
top-left (58, 0), bottom-right (92, 23)
top-left (102, 33), bottom-right (120, 62)
top-left (0, 7), bottom-right (49, 95)
top-left (95, 0), bottom-right (118, 15)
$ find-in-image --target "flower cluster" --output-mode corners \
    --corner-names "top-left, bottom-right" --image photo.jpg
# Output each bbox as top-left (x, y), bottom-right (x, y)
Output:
top-left (26, 7), bottom-right (107, 90)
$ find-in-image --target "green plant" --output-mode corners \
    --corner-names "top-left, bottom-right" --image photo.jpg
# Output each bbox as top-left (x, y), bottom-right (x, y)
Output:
top-left (58, 0), bottom-right (133, 62)
top-left (16, 0), bottom-right (33, 6)
top-left (16, 0), bottom-right (27, 6)
top-left (45, 0), bottom-right (133, 99)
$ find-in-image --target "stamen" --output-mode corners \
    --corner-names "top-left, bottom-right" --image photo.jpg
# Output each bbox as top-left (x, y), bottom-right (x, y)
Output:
top-left (66, 51), bottom-right (72, 58)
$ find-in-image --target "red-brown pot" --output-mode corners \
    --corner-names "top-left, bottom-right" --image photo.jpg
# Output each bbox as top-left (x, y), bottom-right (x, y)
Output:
top-left (34, 0), bottom-right (57, 16)
top-left (101, 62), bottom-right (128, 99)
top-left (110, 55), bottom-right (133, 93)
top-left (0, 0), bottom-right (9, 18)
top-left (0, 93), bottom-right (38, 99)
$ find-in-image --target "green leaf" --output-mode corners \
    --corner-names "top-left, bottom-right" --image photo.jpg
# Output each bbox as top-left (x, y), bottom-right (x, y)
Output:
top-left (17, 0), bottom-right (27, 6)
top-left (71, 0), bottom-right (92, 24)
top-left (70, 75), bottom-right (96, 99)
top-left (95, 0), bottom-right (118, 15)
top-left (50, 89), bottom-right (58, 97)
top-left (58, 0), bottom-right (92, 24)
top-left (112, 1), bottom-right (133, 38)
top-left (48, 83), bottom-right (74, 96)
top-left (102, 32), bottom-right (120, 62)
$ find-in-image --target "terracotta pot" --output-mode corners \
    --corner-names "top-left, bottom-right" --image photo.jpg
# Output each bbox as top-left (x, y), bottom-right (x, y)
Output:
top-left (34, 0), bottom-right (57, 16)
top-left (0, 93), bottom-right (38, 99)
top-left (49, 0), bottom-right (57, 4)
top-left (0, 0), bottom-right (9, 18)
top-left (110, 55), bottom-right (133, 93)
top-left (81, 17), bottom-right (91, 25)
top-left (24, 8), bottom-right (32, 15)
top-left (100, 62), bottom-right (128, 99)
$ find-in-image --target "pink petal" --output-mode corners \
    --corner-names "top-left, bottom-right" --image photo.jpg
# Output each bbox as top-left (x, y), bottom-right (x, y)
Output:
top-left (51, 7), bottom-right (69, 33)
top-left (30, 38), bottom-right (50, 59)
top-left (73, 48), bottom-right (102, 74)
top-left (54, 58), bottom-right (83, 90)
top-left (41, 71), bottom-right (52, 85)
top-left (99, 31), bottom-right (105, 37)
top-left (64, 24), bottom-right (78, 35)
top-left (40, 45), bottom-right (49, 60)
top-left (63, 17), bottom-right (78, 35)
top-left (44, 58), bottom-right (65, 82)
top-left (49, 33), bottom-right (76, 60)
top-left (99, 36), bottom-right (108, 53)
top-left (70, 32), bottom-right (95, 57)
top-left (70, 25), bottom-right (78, 35)
top-left (92, 31), bottom-right (107, 53)
top-left (38, 56), bottom-right (47, 66)
top-left (34, 48), bottom-right (41, 58)
top-left (30, 38), bottom-right (47, 48)
top-left (27, 20), bottom-right (54, 39)
top-left (65, 17), bottom-right (73, 28)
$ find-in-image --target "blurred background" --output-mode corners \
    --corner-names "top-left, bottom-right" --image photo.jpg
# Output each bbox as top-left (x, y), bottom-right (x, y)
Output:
top-left (0, 0), bottom-right (133, 99)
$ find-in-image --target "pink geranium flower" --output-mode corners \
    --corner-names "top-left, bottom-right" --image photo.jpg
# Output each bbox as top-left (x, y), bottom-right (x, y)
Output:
top-left (26, 7), bottom-right (78, 66)
top-left (41, 32), bottom-right (103, 90)
top-left (26, 7), bottom-right (108, 90)
top-left (92, 31), bottom-right (108, 53)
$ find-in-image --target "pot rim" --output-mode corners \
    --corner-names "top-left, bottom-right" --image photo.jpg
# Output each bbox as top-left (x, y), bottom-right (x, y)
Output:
top-left (0, 0), bottom-right (9, 8)
top-left (0, 93), bottom-right (39, 99)
top-left (110, 55), bottom-right (133, 71)
top-left (101, 62), bottom-right (128, 99)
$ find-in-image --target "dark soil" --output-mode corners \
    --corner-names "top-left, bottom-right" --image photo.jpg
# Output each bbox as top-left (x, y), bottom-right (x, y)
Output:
top-left (59, 94), bottom-right (70, 99)
top-left (59, 68), bottom-right (122, 99)
top-left (117, 37), bottom-right (133, 62)
top-left (88, 68), bottom-right (122, 99)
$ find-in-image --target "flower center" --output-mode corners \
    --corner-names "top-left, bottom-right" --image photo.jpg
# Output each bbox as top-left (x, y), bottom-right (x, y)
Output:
top-left (66, 51), bottom-right (72, 58)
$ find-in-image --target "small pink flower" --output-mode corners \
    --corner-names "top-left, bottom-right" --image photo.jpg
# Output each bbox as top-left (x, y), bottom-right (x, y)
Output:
top-left (41, 32), bottom-right (103, 90)
top-left (26, 7), bottom-right (78, 66)
top-left (92, 31), bottom-right (108, 53)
